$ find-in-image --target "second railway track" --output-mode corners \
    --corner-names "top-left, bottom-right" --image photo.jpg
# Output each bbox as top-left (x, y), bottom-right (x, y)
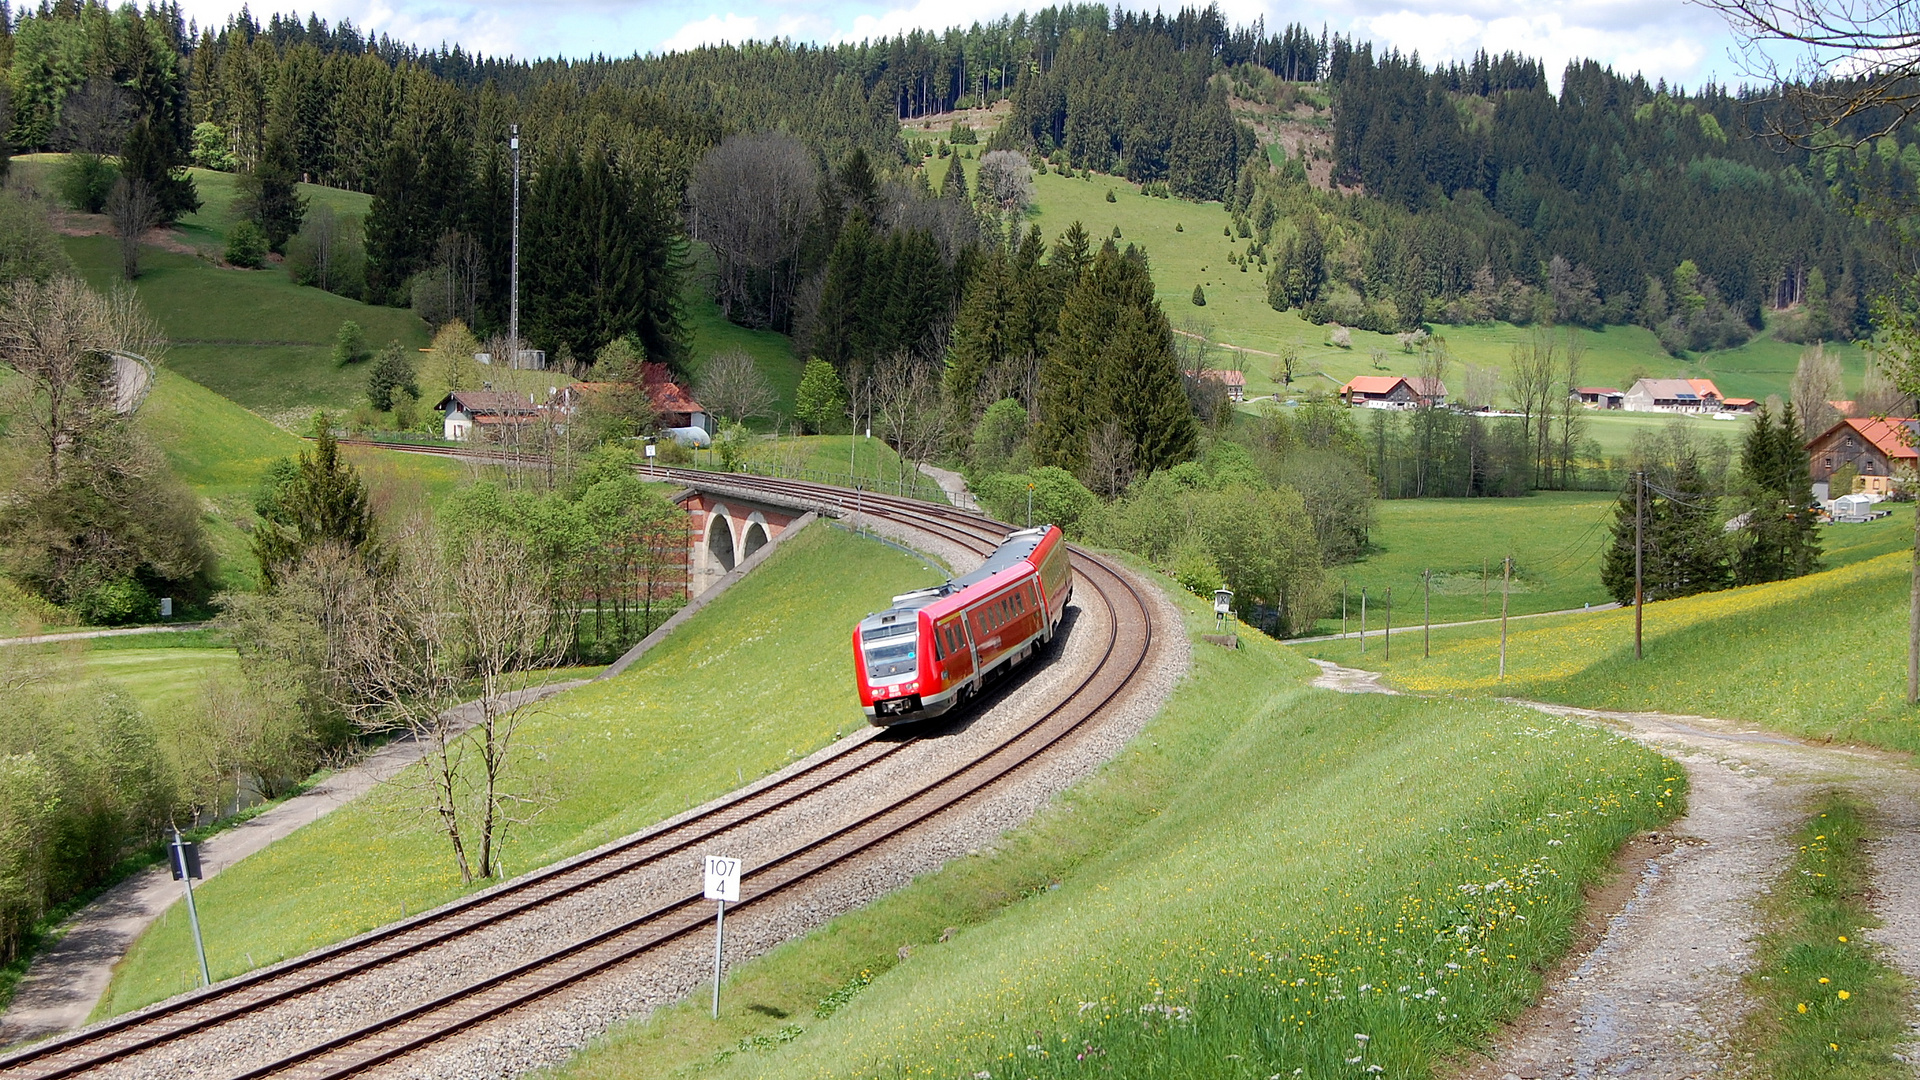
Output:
top-left (0, 461), bottom-right (1166, 1080)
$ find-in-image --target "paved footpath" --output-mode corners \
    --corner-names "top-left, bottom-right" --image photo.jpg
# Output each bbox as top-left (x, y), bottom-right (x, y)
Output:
top-left (1310, 661), bottom-right (1920, 1080)
top-left (0, 682), bottom-right (584, 1045)
top-left (917, 462), bottom-right (979, 512)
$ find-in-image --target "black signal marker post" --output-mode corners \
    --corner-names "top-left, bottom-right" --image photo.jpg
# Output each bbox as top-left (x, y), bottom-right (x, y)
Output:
top-left (170, 826), bottom-right (210, 986)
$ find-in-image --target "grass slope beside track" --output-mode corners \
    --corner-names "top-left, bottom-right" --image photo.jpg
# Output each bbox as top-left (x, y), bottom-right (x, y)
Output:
top-left (556, 578), bottom-right (1678, 1080)
top-left (94, 521), bottom-right (942, 1019)
top-left (952, 154), bottom-right (1871, 403)
top-left (1304, 514), bottom-right (1920, 754)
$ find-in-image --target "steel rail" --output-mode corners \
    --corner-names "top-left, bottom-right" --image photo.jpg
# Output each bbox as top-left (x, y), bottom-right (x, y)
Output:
top-left (7, 456), bottom-right (1156, 1080)
top-left (0, 508), bottom-right (1017, 1080)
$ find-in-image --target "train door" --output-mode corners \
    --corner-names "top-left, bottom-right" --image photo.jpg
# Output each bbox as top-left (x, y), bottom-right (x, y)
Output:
top-left (939, 615), bottom-right (976, 691)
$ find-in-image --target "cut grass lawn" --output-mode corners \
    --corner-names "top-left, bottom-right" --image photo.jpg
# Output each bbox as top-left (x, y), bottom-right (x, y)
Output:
top-left (556, 574), bottom-right (1679, 1080)
top-left (958, 155), bottom-right (1874, 405)
top-left (1742, 795), bottom-right (1910, 1079)
top-left (1316, 496), bottom-right (1913, 635)
top-left (1304, 520), bottom-right (1920, 754)
top-left (96, 521), bottom-right (943, 1017)
top-left (1315, 491), bottom-right (1620, 630)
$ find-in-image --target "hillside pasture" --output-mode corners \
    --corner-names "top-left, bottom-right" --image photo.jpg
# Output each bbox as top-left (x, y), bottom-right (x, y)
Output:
top-left (96, 522), bottom-right (943, 1017)
top-left (951, 155), bottom-right (1874, 406)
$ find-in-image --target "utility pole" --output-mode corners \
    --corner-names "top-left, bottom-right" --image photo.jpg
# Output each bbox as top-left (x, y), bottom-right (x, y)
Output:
top-left (1422, 569), bottom-right (1432, 658)
top-left (509, 124), bottom-right (521, 365)
top-left (1481, 556), bottom-right (1488, 615)
top-left (1635, 470), bottom-right (1645, 661)
top-left (1383, 586), bottom-right (1392, 661)
top-left (1359, 588), bottom-right (1367, 656)
top-left (1341, 580), bottom-right (1348, 637)
top-left (1498, 556), bottom-right (1512, 679)
top-left (1911, 495), bottom-right (1919, 704)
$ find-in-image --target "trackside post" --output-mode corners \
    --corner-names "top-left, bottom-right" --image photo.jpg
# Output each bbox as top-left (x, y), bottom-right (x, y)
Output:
top-left (704, 855), bottom-right (741, 1018)
top-left (170, 826), bottom-right (210, 986)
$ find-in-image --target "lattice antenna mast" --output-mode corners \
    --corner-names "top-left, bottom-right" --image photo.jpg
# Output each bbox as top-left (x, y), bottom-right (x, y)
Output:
top-left (510, 123), bottom-right (521, 361)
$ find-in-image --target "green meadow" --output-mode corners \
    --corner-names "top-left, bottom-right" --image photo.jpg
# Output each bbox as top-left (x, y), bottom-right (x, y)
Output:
top-left (1304, 520), bottom-right (1920, 754)
top-left (557, 579), bottom-right (1678, 1080)
top-left (96, 522), bottom-right (942, 1017)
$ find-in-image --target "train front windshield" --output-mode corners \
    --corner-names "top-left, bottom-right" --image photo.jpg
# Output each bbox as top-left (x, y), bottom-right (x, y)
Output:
top-left (863, 622), bottom-right (918, 680)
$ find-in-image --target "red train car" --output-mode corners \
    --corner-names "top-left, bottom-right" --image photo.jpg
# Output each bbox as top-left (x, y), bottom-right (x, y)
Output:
top-left (853, 526), bottom-right (1073, 724)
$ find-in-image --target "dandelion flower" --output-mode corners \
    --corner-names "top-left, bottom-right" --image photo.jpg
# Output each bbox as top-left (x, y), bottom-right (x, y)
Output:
top-left (1838, 990), bottom-right (1850, 1000)
top-left (1819, 977), bottom-right (1830, 984)
top-left (1798, 1003), bottom-right (1808, 1014)
top-left (1838, 935), bottom-right (1848, 943)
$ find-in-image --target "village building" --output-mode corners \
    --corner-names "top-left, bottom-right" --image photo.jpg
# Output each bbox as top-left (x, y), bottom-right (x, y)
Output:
top-left (435, 389), bottom-right (541, 442)
top-left (1185, 369), bottom-right (1247, 402)
top-left (1621, 378), bottom-right (1725, 413)
top-left (1805, 416), bottom-right (1919, 496)
top-left (1338, 375), bottom-right (1446, 409)
top-left (1723, 397), bottom-right (1759, 413)
top-left (437, 377), bottom-right (708, 444)
top-left (1571, 387), bottom-right (1624, 409)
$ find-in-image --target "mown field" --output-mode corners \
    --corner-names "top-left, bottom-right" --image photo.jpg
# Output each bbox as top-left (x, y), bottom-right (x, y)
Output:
top-left (96, 522), bottom-right (942, 1017)
top-left (942, 153), bottom-right (1874, 405)
top-left (1304, 520), bottom-right (1920, 753)
top-left (557, 579), bottom-right (1679, 1080)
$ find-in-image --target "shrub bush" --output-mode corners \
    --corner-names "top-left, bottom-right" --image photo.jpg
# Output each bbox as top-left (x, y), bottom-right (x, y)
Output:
top-left (225, 220), bottom-right (267, 268)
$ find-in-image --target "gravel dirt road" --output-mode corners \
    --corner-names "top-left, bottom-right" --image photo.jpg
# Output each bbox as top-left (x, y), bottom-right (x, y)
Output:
top-left (1307, 660), bottom-right (1920, 1080)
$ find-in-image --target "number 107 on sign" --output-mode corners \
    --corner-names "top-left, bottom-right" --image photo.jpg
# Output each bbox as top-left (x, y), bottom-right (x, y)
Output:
top-left (704, 855), bottom-right (740, 902)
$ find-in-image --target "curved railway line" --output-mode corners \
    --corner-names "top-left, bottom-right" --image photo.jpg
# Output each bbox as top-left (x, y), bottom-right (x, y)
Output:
top-left (0, 454), bottom-right (1162, 1080)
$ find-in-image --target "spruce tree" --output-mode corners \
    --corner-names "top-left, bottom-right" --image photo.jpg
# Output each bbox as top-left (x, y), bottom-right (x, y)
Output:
top-left (1731, 403), bottom-right (1823, 584)
top-left (365, 140), bottom-right (426, 305)
top-left (237, 127), bottom-right (307, 252)
top-left (119, 118), bottom-right (200, 224)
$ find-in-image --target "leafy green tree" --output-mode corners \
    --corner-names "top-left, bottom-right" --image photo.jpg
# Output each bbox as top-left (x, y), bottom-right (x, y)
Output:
top-left (55, 154), bottom-right (117, 214)
top-left (969, 398), bottom-right (1030, 474)
top-left (331, 320), bottom-right (370, 366)
top-left (190, 122), bottom-right (236, 170)
top-left (795, 357), bottom-right (847, 433)
top-left (366, 343), bottom-right (418, 411)
top-left (225, 220), bottom-right (267, 268)
top-left (974, 467), bottom-right (1098, 532)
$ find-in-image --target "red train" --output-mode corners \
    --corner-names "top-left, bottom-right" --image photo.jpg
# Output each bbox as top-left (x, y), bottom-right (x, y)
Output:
top-left (854, 525), bottom-right (1073, 724)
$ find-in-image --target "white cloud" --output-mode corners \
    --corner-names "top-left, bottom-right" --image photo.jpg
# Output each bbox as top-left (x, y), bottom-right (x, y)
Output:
top-left (661, 11), bottom-right (766, 50)
top-left (1355, 5), bottom-right (1714, 86)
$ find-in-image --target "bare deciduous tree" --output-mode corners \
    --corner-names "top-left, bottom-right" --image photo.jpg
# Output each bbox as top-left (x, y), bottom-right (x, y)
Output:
top-left (52, 78), bottom-right (133, 154)
top-left (1791, 343), bottom-right (1844, 438)
top-left (695, 349), bottom-right (777, 426)
top-left (872, 354), bottom-right (946, 488)
top-left (106, 178), bottom-right (158, 281)
top-left (350, 525), bottom-right (569, 883)
top-left (1461, 363), bottom-right (1501, 412)
top-left (0, 277), bottom-right (162, 480)
top-left (975, 150), bottom-right (1036, 213)
top-left (1508, 331), bottom-right (1557, 485)
top-left (1084, 419), bottom-right (1136, 498)
top-left (1705, 0), bottom-right (1920, 147)
top-left (687, 132), bottom-right (821, 331)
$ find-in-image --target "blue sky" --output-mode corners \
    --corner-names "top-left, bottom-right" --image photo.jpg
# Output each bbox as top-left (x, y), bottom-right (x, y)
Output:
top-left (171, 0), bottom-right (1751, 90)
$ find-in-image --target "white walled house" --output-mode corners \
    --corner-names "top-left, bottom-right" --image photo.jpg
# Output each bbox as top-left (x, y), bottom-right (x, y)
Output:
top-left (1622, 378), bottom-right (1724, 413)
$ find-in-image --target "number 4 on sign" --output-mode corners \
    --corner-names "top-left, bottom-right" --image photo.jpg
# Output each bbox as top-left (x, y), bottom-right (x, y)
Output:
top-left (704, 855), bottom-right (741, 1018)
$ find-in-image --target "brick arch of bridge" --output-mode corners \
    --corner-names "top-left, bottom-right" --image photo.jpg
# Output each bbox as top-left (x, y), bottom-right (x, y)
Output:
top-left (677, 492), bottom-right (802, 596)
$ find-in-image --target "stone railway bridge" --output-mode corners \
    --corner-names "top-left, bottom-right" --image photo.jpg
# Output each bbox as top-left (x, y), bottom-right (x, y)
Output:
top-left (673, 480), bottom-right (832, 596)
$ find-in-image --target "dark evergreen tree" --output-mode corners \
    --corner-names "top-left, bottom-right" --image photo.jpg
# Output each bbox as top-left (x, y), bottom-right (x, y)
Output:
top-left (236, 127), bottom-right (306, 252)
top-left (364, 140), bottom-right (429, 306)
top-left (1601, 459), bottom-right (1728, 605)
top-left (1731, 403), bottom-right (1823, 585)
top-left (118, 118), bottom-right (199, 224)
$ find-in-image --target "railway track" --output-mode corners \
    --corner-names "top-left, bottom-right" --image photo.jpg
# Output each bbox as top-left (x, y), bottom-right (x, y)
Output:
top-left (0, 457), bottom-right (1160, 1080)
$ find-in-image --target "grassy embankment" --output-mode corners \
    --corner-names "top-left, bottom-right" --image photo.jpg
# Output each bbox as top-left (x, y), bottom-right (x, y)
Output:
top-left (1304, 507), bottom-right (1920, 753)
top-left (940, 152), bottom-right (1872, 404)
top-left (96, 521), bottom-right (942, 1017)
top-left (555, 582), bottom-right (1679, 1080)
top-left (1743, 796), bottom-right (1910, 1078)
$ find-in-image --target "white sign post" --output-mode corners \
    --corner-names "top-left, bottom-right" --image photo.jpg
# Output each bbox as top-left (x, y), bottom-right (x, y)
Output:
top-left (704, 855), bottom-right (741, 1018)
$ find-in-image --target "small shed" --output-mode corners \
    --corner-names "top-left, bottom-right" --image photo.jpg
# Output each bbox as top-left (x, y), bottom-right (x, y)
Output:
top-left (1832, 493), bottom-right (1877, 522)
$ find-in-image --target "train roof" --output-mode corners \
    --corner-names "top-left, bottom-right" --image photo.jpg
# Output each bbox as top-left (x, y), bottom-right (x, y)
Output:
top-left (952, 528), bottom-right (1051, 591)
top-left (855, 528), bottom-right (1057, 634)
